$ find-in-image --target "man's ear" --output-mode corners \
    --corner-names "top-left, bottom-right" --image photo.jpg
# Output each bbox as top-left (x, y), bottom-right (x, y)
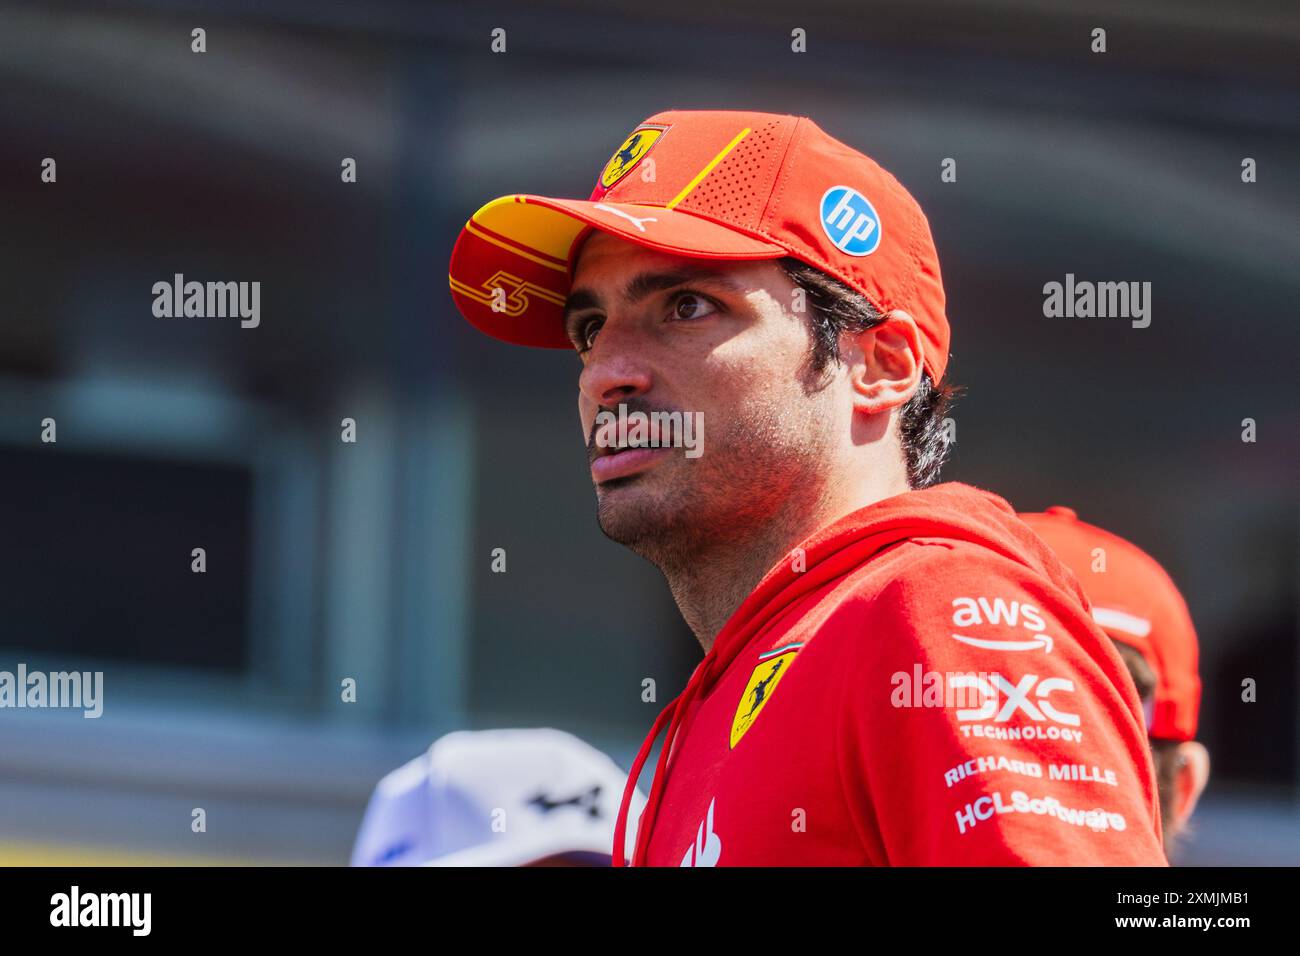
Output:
top-left (845, 309), bottom-right (924, 414)
top-left (1172, 741), bottom-right (1211, 830)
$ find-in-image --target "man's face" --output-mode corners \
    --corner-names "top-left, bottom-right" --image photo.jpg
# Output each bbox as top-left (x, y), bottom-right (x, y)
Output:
top-left (565, 231), bottom-right (846, 564)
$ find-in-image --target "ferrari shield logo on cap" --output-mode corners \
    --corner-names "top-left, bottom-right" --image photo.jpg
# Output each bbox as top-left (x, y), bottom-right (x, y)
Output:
top-left (599, 124), bottom-right (668, 189)
top-left (730, 644), bottom-right (802, 749)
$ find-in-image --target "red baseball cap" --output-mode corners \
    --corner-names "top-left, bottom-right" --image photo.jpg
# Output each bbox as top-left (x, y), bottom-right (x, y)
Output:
top-left (1020, 506), bottom-right (1201, 741)
top-left (447, 109), bottom-right (951, 383)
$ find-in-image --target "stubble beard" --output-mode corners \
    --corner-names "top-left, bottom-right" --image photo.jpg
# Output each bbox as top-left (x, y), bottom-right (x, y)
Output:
top-left (593, 410), bottom-right (831, 580)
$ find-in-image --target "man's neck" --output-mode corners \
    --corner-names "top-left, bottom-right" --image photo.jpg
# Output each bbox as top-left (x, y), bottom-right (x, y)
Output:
top-left (663, 520), bottom-right (798, 654)
top-left (662, 481), bottom-right (908, 653)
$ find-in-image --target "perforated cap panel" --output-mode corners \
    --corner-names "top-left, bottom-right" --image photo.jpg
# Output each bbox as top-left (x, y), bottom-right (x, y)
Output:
top-left (677, 119), bottom-right (788, 230)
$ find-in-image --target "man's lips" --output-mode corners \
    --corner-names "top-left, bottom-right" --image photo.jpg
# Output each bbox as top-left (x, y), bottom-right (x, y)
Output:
top-left (590, 416), bottom-right (669, 458)
top-left (590, 445), bottom-right (671, 484)
top-left (587, 407), bottom-right (691, 483)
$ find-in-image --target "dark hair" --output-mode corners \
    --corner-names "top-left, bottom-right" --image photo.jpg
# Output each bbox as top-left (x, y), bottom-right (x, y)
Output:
top-left (776, 257), bottom-right (958, 488)
top-left (1111, 641), bottom-right (1180, 840)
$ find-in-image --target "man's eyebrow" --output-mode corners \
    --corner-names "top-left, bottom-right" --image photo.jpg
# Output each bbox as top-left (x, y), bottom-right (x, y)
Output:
top-left (563, 266), bottom-right (742, 343)
top-left (621, 266), bottom-right (743, 304)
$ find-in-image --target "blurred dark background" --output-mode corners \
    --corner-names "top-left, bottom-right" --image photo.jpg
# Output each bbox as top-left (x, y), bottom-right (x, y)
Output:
top-left (0, 0), bottom-right (1296, 863)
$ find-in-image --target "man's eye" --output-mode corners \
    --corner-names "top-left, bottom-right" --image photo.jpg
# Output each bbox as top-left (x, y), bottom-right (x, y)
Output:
top-left (577, 318), bottom-right (602, 352)
top-left (671, 292), bottom-right (718, 321)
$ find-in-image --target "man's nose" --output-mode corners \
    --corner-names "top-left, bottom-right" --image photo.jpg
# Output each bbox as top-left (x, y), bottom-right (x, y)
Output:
top-left (578, 326), bottom-right (653, 407)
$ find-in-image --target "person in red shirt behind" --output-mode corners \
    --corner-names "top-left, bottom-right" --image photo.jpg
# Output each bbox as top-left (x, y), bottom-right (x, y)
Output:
top-left (1020, 507), bottom-right (1210, 856)
top-left (447, 109), bottom-right (1166, 866)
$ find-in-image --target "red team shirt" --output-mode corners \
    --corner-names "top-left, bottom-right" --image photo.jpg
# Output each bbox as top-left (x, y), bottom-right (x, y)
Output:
top-left (617, 482), bottom-right (1167, 866)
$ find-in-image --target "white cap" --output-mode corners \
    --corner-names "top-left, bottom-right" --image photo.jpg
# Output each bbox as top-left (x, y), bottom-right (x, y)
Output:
top-left (351, 728), bottom-right (645, 867)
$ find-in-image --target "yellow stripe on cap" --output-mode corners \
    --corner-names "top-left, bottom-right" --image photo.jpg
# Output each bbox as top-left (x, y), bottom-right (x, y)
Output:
top-left (666, 127), bottom-right (751, 209)
top-left (468, 195), bottom-right (587, 271)
top-left (464, 220), bottom-right (569, 274)
top-left (449, 272), bottom-right (566, 313)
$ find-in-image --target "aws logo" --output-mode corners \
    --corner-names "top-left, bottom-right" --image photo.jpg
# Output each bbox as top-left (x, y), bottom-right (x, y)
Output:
top-left (730, 643), bottom-right (802, 748)
top-left (951, 596), bottom-right (1055, 653)
top-left (599, 124), bottom-right (668, 189)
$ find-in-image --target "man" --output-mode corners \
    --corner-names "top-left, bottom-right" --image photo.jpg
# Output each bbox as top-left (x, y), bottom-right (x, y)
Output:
top-left (1020, 507), bottom-right (1210, 853)
top-left (448, 109), bottom-right (1166, 865)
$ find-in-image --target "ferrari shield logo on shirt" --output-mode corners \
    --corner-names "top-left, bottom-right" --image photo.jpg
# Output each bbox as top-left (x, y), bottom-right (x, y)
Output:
top-left (730, 644), bottom-right (802, 748)
top-left (599, 124), bottom-right (668, 189)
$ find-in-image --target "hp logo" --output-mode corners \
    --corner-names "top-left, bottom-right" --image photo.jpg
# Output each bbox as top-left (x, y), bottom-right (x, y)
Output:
top-left (819, 185), bottom-right (882, 256)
